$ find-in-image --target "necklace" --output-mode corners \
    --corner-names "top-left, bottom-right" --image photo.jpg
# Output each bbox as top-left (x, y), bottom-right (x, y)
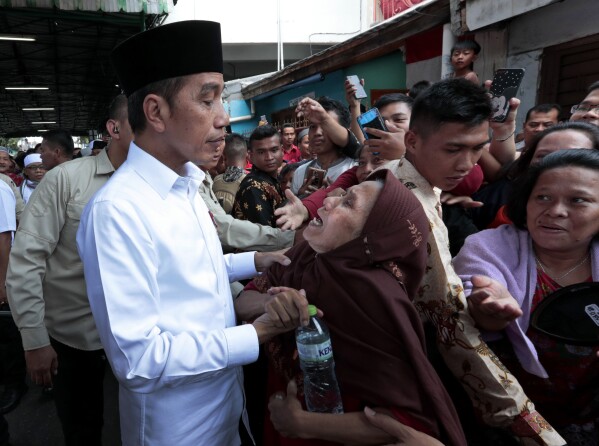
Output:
top-left (535, 252), bottom-right (590, 281)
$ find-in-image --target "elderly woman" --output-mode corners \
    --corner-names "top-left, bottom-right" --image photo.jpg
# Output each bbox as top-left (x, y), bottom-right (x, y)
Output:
top-left (19, 153), bottom-right (46, 204)
top-left (454, 149), bottom-right (599, 445)
top-left (236, 170), bottom-right (466, 446)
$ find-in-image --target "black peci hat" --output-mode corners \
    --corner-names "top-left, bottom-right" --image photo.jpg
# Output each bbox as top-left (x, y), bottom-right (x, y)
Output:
top-left (111, 20), bottom-right (223, 97)
top-left (530, 282), bottom-right (599, 345)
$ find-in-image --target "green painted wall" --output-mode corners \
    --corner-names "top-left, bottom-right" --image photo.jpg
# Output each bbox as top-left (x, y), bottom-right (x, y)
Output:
top-left (342, 50), bottom-right (407, 105)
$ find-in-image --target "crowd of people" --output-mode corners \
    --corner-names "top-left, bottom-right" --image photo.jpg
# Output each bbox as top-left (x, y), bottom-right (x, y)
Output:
top-left (0, 19), bottom-right (598, 446)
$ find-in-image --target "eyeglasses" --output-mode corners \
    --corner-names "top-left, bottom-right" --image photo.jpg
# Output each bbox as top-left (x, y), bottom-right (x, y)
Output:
top-left (570, 103), bottom-right (599, 114)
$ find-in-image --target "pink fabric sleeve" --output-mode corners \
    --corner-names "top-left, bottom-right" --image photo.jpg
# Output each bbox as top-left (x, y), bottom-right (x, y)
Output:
top-left (301, 166), bottom-right (360, 219)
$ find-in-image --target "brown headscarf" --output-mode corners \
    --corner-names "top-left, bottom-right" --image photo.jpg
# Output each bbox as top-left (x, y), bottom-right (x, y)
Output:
top-left (263, 169), bottom-right (466, 445)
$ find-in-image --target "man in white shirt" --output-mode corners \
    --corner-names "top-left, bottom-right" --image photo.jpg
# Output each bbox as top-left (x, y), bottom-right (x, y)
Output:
top-left (0, 181), bottom-right (15, 307)
top-left (0, 180), bottom-right (22, 425)
top-left (77, 21), bottom-right (304, 446)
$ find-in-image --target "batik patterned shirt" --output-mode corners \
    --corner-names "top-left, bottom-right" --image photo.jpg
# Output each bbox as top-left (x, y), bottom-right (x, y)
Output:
top-left (233, 167), bottom-right (283, 228)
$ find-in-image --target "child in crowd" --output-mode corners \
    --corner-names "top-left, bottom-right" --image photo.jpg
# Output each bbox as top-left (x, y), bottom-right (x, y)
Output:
top-left (450, 39), bottom-right (481, 84)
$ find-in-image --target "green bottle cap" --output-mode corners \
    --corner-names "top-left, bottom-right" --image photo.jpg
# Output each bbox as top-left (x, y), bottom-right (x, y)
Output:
top-left (308, 305), bottom-right (317, 317)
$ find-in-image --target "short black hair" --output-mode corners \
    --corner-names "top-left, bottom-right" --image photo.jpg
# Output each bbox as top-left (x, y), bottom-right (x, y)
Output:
top-left (317, 96), bottom-right (351, 128)
top-left (451, 39), bottom-right (481, 55)
top-left (408, 80), bottom-right (432, 100)
top-left (279, 162), bottom-right (300, 181)
top-left (373, 93), bottom-right (414, 111)
top-left (108, 94), bottom-right (128, 122)
top-left (507, 149), bottom-right (599, 229)
top-left (282, 123), bottom-right (295, 130)
top-left (128, 76), bottom-right (187, 133)
top-left (524, 103), bottom-right (561, 123)
top-left (223, 133), bottom-right (247, 162)
top-left (409, 78), bottom-right (491, 137)
top-left (42, 129), bottom-right (74, 157)
top-left (587, 81), bottom-right (599, 94)
top-left (248, 125), bottom-right (281, 150)
top-left (512, 121), bottom-right (599, 179)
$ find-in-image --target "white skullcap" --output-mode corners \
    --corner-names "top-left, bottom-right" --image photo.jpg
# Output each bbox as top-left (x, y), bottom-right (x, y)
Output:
top-left (24, 153), bottom-right (42, 167)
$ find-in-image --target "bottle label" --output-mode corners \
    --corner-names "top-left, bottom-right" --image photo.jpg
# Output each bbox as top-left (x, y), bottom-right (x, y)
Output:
top-left (297, 340), bottom-right (333, 362)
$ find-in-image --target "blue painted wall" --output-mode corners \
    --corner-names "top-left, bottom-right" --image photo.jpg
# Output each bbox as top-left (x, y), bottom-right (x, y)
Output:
top-left (229, 50), bottom-right (406, 134)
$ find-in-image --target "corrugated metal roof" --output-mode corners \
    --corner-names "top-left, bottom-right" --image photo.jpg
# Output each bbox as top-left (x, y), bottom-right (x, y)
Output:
top-left (0, 5), bottom-right (168, 137)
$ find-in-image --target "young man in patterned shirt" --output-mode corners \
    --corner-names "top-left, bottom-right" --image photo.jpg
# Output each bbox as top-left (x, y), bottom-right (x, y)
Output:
top-left (233, 125), bottom-right (285, 227)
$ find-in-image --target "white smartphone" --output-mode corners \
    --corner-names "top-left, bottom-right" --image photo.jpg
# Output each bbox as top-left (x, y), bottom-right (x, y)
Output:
top-left (347, 75), bottom-right (367, 99)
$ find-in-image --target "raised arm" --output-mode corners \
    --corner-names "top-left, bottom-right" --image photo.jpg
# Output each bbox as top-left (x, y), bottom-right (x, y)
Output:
top-left (345, 77), bottom-right (365, 144)
top-left (480, 79), bottom-right (520, 182)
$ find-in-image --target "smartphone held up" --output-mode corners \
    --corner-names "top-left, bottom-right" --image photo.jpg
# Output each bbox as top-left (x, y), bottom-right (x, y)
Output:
top-left (489, 68), bottom-right (525, 122)
top-left (346, 75), bottom-right (368, 99)
top-left (356, 108), bottom-right (388, 140)
top-left (307, 167), bottom-right (326, 189)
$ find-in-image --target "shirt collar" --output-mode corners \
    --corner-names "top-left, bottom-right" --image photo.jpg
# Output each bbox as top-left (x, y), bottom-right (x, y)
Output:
top-left (95, 146), bottom-right (116, 175)
top-left (127, 142), bottom-right (205, 200)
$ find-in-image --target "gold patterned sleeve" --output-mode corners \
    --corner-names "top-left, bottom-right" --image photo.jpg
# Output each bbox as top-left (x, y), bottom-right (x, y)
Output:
top-left (412, 190), bottom-right (565, 445)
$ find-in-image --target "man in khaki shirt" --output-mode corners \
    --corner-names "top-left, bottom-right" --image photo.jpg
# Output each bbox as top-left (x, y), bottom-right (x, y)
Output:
top-left (201, 168), bottom-right (295, 254)
top-left (6, 95), bottom-right (132, 445)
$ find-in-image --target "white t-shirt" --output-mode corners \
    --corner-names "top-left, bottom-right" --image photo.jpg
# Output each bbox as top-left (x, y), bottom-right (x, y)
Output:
top-left (291, 156), bottom-right (357, 195)
top-left (0, 180), bottom-right (16, 237)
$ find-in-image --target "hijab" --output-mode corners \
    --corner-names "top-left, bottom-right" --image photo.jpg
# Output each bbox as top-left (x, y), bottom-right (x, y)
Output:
top-left (264, 169), bottom-right (466, 445)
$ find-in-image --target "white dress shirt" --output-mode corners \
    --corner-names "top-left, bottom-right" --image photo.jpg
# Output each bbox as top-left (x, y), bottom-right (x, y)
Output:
top-left (0, 180), bottom-right (16, 235)
top-left (77, 143), bottom-right (260, 446)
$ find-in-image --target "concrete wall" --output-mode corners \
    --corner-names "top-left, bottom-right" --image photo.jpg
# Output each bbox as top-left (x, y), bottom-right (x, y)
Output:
top-left (465, 0), bottom-right (559, 31)
top-left (505, 0), bottom-right (599, 129)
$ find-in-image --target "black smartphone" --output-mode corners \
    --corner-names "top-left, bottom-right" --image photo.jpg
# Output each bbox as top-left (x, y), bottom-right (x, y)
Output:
top-left (489, 68), bottom-right (525, 122)
top-left (356, 108), bottom-right (388, 140)
top-left (346, 75), bottom-right (367, 99)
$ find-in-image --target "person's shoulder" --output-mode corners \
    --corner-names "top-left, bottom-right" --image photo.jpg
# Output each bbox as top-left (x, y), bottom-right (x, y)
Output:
top-left (56, 155), bottom-right (97, 175)
top-left (0, 177), bottom-right (13, 192)
top-left (0, 173), bottom-right (17, 189)
top-left (294, 162), bottom-right (309, 176)
top-left (465, 224), bottom-right (527, 250)
top-left (0, 180), bottom-right (14, 201)
top-left (240, 169), bottom-right (264, 186)
top-left (88, 162), bottom-right (138, 204)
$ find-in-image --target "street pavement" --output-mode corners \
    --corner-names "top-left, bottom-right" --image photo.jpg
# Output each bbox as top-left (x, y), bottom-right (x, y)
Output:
top-left (4, 366), bottom-right (121, 446)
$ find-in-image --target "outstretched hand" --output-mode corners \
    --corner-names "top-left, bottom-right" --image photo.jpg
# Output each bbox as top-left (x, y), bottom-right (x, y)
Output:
top-left (440, 192), bottom-right (483, 208)
top-left (468, 275), bottom-right (523, 331)
top-left (274, 189), bottom-right (310, 231)
top-left (295, 98), bottom-right (330, 125)
top-left (254, 249), bottom-right (291, 272)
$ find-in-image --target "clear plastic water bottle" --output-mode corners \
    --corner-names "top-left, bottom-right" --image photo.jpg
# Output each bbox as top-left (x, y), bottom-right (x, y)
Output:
top-left (295, 305), bottom-right (344, 414)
